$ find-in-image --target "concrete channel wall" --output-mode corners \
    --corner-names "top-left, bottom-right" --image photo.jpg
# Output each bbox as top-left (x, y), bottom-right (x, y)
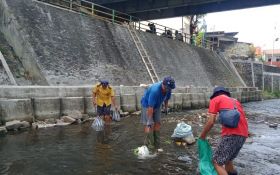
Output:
top-left (0, 86), bottom-right (262, 123)
top-left (232, 60), bottom-right (280, 92)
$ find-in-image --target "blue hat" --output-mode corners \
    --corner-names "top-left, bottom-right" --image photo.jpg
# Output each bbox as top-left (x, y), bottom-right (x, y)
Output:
top-left (163, 76), bottom-right (176, 89)
top-left (100, 80), bottom-right (109, 86)
top-left (210, 86), bottom-right (230, 99)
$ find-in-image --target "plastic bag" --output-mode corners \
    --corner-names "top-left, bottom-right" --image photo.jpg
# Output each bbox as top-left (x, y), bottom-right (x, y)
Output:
top-left (112, 109), bottom-right (121, 122)
top-left (134, 145), bottom-right (150, 157)
top-left (91, 116), bottom-right (104, 131)
top-left (171, 122), bottom-right (192, 138)
top-left (198, 139), bottom-right (218, 175)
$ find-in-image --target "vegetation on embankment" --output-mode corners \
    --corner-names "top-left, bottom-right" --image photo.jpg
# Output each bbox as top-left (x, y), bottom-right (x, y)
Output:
top-left (262, 91), bottom-right (280, 100)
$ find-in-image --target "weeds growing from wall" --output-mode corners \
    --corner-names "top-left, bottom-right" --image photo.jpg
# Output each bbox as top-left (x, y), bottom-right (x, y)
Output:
top-left (262, 91), bottom-right (280, 100)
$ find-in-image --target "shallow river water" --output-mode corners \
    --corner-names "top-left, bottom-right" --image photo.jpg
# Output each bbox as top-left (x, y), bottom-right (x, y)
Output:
top-left (0, 99), bottom-right (280, 175)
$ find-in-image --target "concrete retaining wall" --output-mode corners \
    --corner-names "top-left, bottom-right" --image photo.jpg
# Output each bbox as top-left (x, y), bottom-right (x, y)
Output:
top-left (33, 97), bottom-right (60, 120)
top-left (232, 60), bottom-right (280, 92)
top-left (0, 86), bottom-right (261, 122)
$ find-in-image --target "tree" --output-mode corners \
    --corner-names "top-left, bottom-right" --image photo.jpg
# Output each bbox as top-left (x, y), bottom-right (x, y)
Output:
top-left (248, 44), bottom-right (256, 59)
top-left (187, 15), bottom-right (205, 44)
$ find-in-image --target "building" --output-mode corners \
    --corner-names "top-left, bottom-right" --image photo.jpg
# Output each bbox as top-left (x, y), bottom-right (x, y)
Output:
top-left (205, 31), bottom-right (238, 51)
top-left (263, 49), bottom-right (280, 67)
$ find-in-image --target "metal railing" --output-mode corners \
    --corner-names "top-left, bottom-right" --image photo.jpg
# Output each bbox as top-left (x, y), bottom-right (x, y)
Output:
top-left (37, 0), bottom-right (214, 50)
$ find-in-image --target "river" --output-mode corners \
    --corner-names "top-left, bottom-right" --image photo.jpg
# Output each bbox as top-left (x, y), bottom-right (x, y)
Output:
top-left (0, 99), bottom-right (279, 175)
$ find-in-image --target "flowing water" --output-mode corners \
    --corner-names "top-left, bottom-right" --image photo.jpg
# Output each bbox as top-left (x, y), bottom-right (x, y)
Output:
top-left (0, 100), bottom-right (280, 175)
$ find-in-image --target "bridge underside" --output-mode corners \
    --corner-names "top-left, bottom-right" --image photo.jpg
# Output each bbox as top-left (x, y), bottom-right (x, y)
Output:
top-left (89, 0), bottom-right (280, 20)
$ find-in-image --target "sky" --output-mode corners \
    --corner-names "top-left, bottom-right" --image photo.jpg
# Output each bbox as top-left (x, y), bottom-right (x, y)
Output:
top-left (151, 4), bottom-right (280, 50)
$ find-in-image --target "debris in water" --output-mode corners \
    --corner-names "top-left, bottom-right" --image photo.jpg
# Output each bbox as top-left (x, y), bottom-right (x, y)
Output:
top-left (268, 123), bottom-right (278, 128)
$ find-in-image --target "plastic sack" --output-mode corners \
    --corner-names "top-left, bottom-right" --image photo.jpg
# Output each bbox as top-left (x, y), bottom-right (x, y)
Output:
top-left (183, 133), bottom-right (196, 144)
top-left (198, 139), bottom-right (218, 175)
top-left (112, 109), bottom-right (121, 122)
top-left (91, 116), bottom-right (104, 131)
top-left (134, 145), bottom-right (150, 157)
top-left (171, 122), bottom-right (192, 138)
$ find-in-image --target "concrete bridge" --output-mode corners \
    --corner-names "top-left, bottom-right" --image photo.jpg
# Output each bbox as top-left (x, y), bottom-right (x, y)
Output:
top-left (89, 0), bottom-right (280, 20)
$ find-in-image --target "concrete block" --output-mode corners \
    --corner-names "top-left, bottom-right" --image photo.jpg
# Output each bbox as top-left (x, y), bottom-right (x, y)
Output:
top-left (0, 86), bottom-right (58, 98)
top-left (173, 93), bottom-right (183, 111)
top-left (191, 93), bottom-right (206, 109)
top-left (0, 99), bottom-right (34, 122)
top-left (204, 92), bottom-right (212, 107)
top-left (174, 87), bottom-right (187, 93)
top-left (61, 97), bottom-right (84, 116)
top-left (57, 86), bottom-right (87, 97)
top-left (256, 90), bottom-right (262, 101)
top-left (182, 93), bottom-right (191, 110)
top-left (189, 87), bottom-right (210, 93)
top-left (115, 95), bottom-right (121, 109)
top-left (33, 97), bottom-right (60, 120)
top-left (230, 92), bottom-right (236, 99)
top-left (120, 94), bottom-right (136, 113)
top-left (249, 91), bottom-right (255, 102)
top-left (241, 91), bottom-right (249, 103)
top-left (85, 97), bottom-right (96, 116)
top-left (236, 92), bottom-right (242, 102)
top-left (168, 94), bottom-right (175, 109)
top-left (136, 93), bottom-right (143, 111)
top-left (119, 86), bottom-right (137, 95)
top-left (84, 86), bottom-right (93, 97)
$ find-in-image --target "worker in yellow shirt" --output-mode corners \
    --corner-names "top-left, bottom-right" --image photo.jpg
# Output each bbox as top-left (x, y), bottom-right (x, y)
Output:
top-left (92, 80), bottom-right (117, 144)
top-left (92, 80), bottom-right (117, 124)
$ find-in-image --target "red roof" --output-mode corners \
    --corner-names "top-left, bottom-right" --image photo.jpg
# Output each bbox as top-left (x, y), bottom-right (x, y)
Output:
top-left (264, 62), bottom-right (280, 67)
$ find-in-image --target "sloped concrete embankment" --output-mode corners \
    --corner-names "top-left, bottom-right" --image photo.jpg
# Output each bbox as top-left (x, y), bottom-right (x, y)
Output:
top-left (0, 0), bottom-right (48, 85)
top-left (0, 0), bottom-right (150, 86)
top-left (0, 86), bottom-right (261, 123)
top-left (1, 0), bottom-right (246, 87)
top-left (137, 32), bottom-right (244, 87)
top-left (0, 62), bottom-right (11, 85)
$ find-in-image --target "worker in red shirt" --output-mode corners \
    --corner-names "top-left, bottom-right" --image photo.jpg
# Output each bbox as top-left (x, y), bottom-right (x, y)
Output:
top-left (200, 86), bottom-right (248, 175)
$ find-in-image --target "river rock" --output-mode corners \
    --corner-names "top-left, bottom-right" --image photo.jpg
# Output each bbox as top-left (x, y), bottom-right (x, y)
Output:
top-left (61, 116), bottom-right (76, 124)
top-left (268, 123), bottom-right (278, 128)
top-left (0, 126), bottom-right (7, 135)
top-left (131, 111), bottom-right (141, 116)
top-left (5, 120), bottom-right (22, 131)
top-left (56, 119), bottom-right (71, 126)
top-left (20, 121), bottom-right (31, 129)
top-left (68, 110), bottom-right (83, 119)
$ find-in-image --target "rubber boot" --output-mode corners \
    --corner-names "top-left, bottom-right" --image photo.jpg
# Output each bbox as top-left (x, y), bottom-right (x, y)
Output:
top-left (227, 171), bottom-right (238, 175)
top-left (154, 131), bottom-right (160, 150)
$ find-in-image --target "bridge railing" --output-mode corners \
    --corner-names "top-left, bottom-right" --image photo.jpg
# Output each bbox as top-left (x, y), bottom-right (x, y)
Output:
top-left (37, 0), bottom-right (214, 50)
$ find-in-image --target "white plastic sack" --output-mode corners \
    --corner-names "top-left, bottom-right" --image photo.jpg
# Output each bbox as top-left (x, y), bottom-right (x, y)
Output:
top-left (183, 133), bottom-right (196, 144)
top-left (135, 145), bottom-right (150, 157)
top-left (171, 121), bottom-right (192, 138)
top-left (91, 116), bottom-right (104, 131)
top-left (112, 109), bottom-right (121, 122)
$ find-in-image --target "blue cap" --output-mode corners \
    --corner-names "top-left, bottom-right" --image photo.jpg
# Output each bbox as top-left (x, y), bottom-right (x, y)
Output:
top-left (100, 80), bottom-right (109, 86)
top-left (210, 86), bottom-right (230, 99)
top-left (163, 76), bottom-right (176, 89)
